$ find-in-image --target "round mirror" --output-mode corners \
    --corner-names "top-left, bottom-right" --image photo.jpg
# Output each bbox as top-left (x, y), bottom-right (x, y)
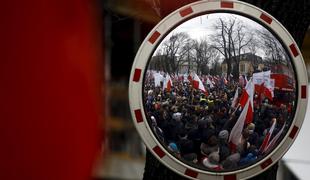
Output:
top-left (129, 1), bottom-right (308, 179)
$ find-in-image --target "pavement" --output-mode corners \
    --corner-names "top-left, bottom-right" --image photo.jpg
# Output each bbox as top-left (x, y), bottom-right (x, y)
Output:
top-left (94, 153), bottom-right (145, 180)
top-left (282, 86), bottom-right (310, 180)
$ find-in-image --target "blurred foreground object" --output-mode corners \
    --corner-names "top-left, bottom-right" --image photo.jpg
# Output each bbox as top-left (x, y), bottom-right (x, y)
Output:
top-left (0, 0), bottom-right (103, 180)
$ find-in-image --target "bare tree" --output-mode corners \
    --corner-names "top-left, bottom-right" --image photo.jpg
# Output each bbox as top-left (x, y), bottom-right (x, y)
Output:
top-left (192, 39), bottom-right (219, 75)
top-left (178, 38), bottom-right (195, 74)
top-left (150, 49), bottom-right (170, 72)
top-left (210, 17), bottom-right (254, 78)
top-left (209, 56), bottom-right (222, 75)
top-left (230, 21), bottom-right (253, 77)
top-left (161, 32), bottom-right (192, 74)
top-left (210, 18), bottom-right (232, 77)
top-left (257, 28), bottom-right (288, 66)
top-left (247, 36), bottom-right (260, 55)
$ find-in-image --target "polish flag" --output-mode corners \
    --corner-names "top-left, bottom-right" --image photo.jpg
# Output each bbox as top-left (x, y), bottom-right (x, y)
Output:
top-left (256, 81), bottom-right (274, 102)
top-left (239, 78), bottom-right (254, 124)
top-left (264, 79), bottom-right (275, 101)
top-left (193, 73), bottom-right (208, 96)
top-left (206, 76), bottom-right (214, 88)
top-left (163, 74), bottom-right (172, 92)
top-left (229, 99), bottom-right (250, 152)
top-left (263, 123), bottom-right (285, 153)
top-left (231, 88), bottom-right (239, 108)
top-left (259, 119), bottom-right (277, 153)
top-left (253, 71), bottom-right (274, 101)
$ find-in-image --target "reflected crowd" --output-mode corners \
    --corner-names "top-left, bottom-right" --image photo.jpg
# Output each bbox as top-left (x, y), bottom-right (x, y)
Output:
top-left (144, 71), bottom-right (294, 171)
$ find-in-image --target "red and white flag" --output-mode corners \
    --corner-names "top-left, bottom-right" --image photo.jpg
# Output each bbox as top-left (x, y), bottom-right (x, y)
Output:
top-left (264, 78), bottom-right (275, 100)
top-left (264, 124), bottom-right (285, 152)
top-left (163, 74), bottom-right (172, 92)
top-left (193, 73), bottom-right (208, 96)
top-left (239, 78), bottom-right (254, 124)
top-left (206, 76), bottom-right (214, 88)
top-left (259, 119), bottom-right (277, 153)
top-left (229, 99), bottom-right (250, 152)
top-left (231, 88), bottom-right (239, 108)
top-left (253, 71), bottom-right (274, 101)
top-left (264, 123), bottom-right (285, 153)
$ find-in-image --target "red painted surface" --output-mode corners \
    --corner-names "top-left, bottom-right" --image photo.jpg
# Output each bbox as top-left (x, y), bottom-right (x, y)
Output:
top-left (289, 126), bottom-right (299, 139)
top-left (148, 31), bottom-right (161, 44)
top-left (153, 146), bottom-right (166, 158)
top-left (260, 13), bottom-right (273, 24)
top-left (133, 68), bottom-right (142, 82)
top-left (179, 7), bottom-right (194, 17)
top-left (270, 73), bottom-right (294, 91)
top-left (0, 1), bottom-right (102, 180)
top-left (134, 109), bottom-right (144, 123)
top-left (224, 174), bottom-right (237, 180)
top-left (261, 158), bottom-right (273, 169)
top-left (221, 1), bottom-right (234, 8)
top-left (160, 0), bottom-right (198, 17)
top-left (301, 85), bottom-right (307, 99)
top-left (289, 43), bottom-right (299, 57)
top-left (184, 169), bottom-right (198, 178)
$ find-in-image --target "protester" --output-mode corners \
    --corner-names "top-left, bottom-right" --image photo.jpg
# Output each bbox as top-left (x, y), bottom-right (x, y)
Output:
top-left (144, 70), bottom-right (294, 170)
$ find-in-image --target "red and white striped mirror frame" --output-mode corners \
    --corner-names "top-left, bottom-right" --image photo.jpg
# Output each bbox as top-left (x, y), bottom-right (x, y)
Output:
top-left (129, 1), bottom-right (308, 179)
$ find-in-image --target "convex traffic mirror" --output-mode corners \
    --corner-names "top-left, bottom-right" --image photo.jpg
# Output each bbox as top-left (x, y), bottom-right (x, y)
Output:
top-left (129, 1), bottom-right (308, 179)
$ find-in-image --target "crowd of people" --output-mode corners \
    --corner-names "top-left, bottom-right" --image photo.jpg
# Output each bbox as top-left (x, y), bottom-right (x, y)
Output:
top-left (143, 71), bottom-right (294, 171)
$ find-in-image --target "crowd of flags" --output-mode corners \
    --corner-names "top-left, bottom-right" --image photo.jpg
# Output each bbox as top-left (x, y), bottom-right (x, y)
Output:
top-left (148, 70), bottom-right (231, 96)
top-left (147, 70), bottom-right (285, 154)
top-left (148, 70), bottom-right (275, 102)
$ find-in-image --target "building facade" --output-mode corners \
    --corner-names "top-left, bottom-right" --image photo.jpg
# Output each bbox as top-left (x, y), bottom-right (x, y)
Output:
top-left (221, 53), bottom-right (264, 76)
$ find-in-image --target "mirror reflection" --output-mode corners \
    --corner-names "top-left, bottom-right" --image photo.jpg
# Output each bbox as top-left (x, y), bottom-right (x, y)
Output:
top-left (143, 13), bottom-right (296, 171)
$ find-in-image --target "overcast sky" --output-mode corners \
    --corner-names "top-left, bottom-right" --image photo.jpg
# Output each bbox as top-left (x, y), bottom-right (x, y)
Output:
top-left (155, 13), bottom-right (268, 58)
top-left (171, 13), bottom-right (260, 40)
